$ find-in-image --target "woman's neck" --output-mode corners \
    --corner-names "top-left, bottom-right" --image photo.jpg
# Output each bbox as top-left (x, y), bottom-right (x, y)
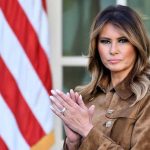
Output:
top-left (111, 71), bottom-right (129, 87)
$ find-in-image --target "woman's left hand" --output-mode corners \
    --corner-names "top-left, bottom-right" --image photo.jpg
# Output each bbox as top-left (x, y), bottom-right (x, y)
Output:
top-left (50, 89), bottom-right (95, 138)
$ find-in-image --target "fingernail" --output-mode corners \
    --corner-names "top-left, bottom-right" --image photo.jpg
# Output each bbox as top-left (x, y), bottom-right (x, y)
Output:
top-left (49, 96), bottom-right (54, 101)
top-left (66, 92), bottom-right (70, 97)
top-left (75, 92), bottom-right (78, 95)
top-left (51, 90), bottom-right (56, 95)
top-left (50, 105), bottom-right (54, 110)
top-left (79, 95), bottom-right (82, 99)
top-left (92, 105), bottom-right (95, 109)
top-left (70, 89), bottom-right (73, 93)
top-left (56, 89), bottom-right (61, 94)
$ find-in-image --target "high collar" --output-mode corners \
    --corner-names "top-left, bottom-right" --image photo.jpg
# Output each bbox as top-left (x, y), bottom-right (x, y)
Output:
top-left (97, 71), bottom-right (134, 100)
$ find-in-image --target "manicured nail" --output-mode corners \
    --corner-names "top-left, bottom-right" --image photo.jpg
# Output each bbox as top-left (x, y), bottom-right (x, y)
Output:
top-left (49, 96), bottom-right (54, 101)
top-left (70, 89), bottom-right (74, 93)
top-left (51, 90), bottom-right (56, 95)
top-left (50, 105), bottom-right (53, 109)
top-left (50, 105), bottom-right (54, 111)
top-left (75, 92), bottom-right (78, 95)
top-left (79, 95), bottom-right (82, 99)
top-left (56, 89), bottom-right (61, 94)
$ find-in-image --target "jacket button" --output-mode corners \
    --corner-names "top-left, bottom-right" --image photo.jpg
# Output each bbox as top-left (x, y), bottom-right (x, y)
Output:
top-left (105, 120), bottom-right (112, 128)
top-left (107, 109), bottom-right (114, 114)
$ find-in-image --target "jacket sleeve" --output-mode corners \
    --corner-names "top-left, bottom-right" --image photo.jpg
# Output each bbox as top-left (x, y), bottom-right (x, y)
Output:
top-left (63, 138), bottom-right (81, 150)
top-left (63, 125), bottom-right (124, 150)
top-left (130, 98), bottom-right (150, 150)
top-left (79, 125), bottom-right (124, 150)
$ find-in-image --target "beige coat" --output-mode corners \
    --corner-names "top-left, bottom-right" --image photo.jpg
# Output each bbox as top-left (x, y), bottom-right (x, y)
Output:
top-left (64, 74), bottom-right (150, 150)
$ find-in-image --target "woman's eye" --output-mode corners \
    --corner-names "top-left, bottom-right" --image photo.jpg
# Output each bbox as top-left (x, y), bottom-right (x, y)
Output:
top-left (119, 38), bottom-right (129, 43)
top-left (99, 39), bottom-right (110, 44)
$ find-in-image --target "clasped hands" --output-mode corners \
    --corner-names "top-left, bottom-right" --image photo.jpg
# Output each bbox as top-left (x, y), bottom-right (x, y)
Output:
top-left (50, 89), bottom-right (95, 141)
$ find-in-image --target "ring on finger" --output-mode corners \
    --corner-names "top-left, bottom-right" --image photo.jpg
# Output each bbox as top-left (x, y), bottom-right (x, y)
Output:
top-left (59, 107), bottom-right (66, 114)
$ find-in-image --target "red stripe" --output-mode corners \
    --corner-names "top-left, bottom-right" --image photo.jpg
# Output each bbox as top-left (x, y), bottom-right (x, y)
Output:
top-left (0, 0), bottom-right (52, 94)
top-left (0, 58), bottom-right (45, 146)
top-left (0, 137), bottom-right (8, 150)
top-left (42, 0), bottom-right (47, 12)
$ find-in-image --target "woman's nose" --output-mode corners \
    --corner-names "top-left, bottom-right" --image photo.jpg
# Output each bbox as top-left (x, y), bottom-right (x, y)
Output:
top-left (109, 42), bottom-right (119, 55)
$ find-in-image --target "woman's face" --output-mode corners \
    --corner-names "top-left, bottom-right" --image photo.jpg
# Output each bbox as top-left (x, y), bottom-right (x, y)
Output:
top-left (98, 23), bottom-right (136, 76)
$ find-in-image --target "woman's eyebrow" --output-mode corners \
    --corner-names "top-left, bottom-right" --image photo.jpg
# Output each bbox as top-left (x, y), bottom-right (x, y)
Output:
top-left (99, 36), bottom-right (127, 39)
top-left (99, 37), bottom-right (111, 40)
top-left (118, 36), bottom-right (127, 39)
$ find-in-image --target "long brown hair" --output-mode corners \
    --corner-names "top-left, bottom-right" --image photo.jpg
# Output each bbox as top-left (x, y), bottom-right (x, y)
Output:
top-left (76, 5), bottom-right (150, 102)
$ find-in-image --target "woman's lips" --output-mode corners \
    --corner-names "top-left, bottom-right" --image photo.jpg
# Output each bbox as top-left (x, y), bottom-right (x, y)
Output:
top-left (108, 59), bottom-right (121, 64)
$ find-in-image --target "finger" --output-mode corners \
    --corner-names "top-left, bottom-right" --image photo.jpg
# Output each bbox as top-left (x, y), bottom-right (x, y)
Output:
top-left (88, 105), bottom-right (95, 121)
top-left (50, 96), bottom-right (64, 111)
top-left (50, 105), bottom-right (66, 120)
top-left (50, 105), bottom-right (72, 129)
top-left (66, 92), bottom-right (70, 98)
top-left (55, 89), bottom-right (80, 109)
top-left (70, 89), bottom-right (76, 101)
top-left (77, 95), bottom-right (86, 109)
top-left (66, 92), bottom-right (76, 103)
top-left (50, 96), bottom-right (64, 113)
top-left (75, 92), bottom-right (80, 102)
top-left (51, 90), bottom-right (71, 109)
top-left (50, 102), bottom-right (79, 133)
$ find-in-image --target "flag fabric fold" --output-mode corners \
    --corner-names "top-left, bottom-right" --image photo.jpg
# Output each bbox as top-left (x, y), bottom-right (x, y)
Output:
top-left (0, 0), bottom-right (54, 149)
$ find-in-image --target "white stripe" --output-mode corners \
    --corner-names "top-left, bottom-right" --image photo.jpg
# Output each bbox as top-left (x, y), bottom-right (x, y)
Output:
top-left (0, 10), bottom-right (53, 133)
top-left (62, 57), bottom-right (88, 66)
top-left (0, 95), bottom-right (30, 150)
top-left (116, 0), bottom-right (127, 5)
top-left (18, 0), bottom-right (51, 59)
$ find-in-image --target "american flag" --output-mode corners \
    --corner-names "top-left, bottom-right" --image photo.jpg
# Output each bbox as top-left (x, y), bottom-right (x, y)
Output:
top-left (0, 0), bottom-right (54, 149)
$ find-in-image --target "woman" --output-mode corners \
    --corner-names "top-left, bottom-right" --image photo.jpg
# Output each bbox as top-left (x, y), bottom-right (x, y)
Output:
top-left (50, 5), bottom-right (150, 149)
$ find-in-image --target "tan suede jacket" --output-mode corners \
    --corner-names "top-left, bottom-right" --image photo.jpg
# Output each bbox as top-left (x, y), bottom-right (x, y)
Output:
top-left (64, 75), bottom-right (150, 150)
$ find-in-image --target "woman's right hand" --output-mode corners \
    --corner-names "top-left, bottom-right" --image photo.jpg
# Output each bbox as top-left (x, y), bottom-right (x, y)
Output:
top-left (64, 90), bottom-right (81, 144)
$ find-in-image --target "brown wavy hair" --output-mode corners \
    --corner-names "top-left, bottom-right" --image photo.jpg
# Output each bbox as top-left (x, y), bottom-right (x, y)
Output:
top-left (75, 5), bottom-right (150, 103)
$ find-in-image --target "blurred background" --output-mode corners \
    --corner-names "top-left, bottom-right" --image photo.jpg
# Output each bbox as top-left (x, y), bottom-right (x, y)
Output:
top-left (49, 0), bottom-right (150, 149)
top-left (0, 0), bottom-right (150, 150)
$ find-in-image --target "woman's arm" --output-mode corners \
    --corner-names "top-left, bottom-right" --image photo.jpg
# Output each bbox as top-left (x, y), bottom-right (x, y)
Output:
top-left (50, 89), bottom-right (95, 150)
top-left (50, 89), bottom-right (150, 150)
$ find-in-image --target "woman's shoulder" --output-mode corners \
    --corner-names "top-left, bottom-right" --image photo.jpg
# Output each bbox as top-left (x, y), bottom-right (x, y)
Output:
top-left (137, 87), bottom-right (150, 109)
